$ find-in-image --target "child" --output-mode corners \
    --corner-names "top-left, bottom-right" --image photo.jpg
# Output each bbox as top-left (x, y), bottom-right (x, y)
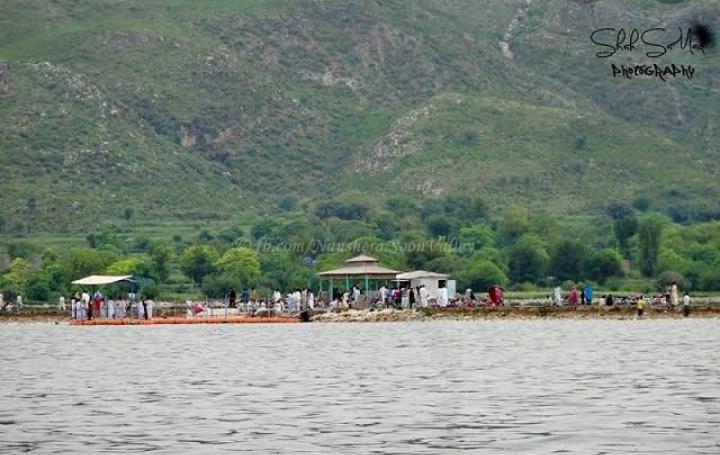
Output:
top-left (636, 295), bottom-right (645, 319)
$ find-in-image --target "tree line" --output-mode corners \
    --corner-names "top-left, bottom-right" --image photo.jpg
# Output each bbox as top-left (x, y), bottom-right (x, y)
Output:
top-left (2, 196), bottom-right (719, 302)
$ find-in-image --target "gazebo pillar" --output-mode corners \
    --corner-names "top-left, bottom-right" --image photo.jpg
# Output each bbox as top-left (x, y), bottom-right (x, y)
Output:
top-left (365, 274), bottom-right (369, 295)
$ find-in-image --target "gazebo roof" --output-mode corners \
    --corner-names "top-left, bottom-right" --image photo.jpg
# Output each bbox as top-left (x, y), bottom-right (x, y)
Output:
top-left (345, 254), bottom-right (378, 263)
top-left (317, 255), bottom-right (400, 279)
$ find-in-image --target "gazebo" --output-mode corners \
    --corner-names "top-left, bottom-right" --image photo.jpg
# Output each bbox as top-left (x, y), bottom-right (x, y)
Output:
top-left (317, 255), bottom-right (400, 298)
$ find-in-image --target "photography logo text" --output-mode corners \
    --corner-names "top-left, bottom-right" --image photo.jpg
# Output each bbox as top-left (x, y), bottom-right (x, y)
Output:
top-left (590, 25), bottom-right (713, 81)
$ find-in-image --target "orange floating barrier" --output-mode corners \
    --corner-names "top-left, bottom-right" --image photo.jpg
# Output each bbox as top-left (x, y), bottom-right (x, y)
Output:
top-left (71, 316), bottom-right (300, 326)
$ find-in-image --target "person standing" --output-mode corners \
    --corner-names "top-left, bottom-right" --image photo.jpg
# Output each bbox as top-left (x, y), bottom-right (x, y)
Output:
top-left (439, 284), bottom-right (449, 308)
top-left (569, 285), bottom-right (579, 306)
top-left (293, 289), bottom-right (302, 311)
top-left (487, 285), bottom-right (498, 308)
top-left (670, 281), bottom-right (679, 307)
top-left (584, 284), bottom-right (593, 305)
top-left (351, 286), bottom-right (360, 306)
top-left (419, 285), bottom-right (428, 308)
top-left (107, 299), bottom-right (115, 319)
top-left (554, 286), bottom-right (563, 306)
top-left (636, 295), bottom-right (645, 319)
top-left (286, 292), bottom-right (295, 314)
top-left (146, 299), bottom-right (154, 319)
top-left (683, 292), bottom-right (691, 317)
top-left (580, 288), bottom-right (585, 308)
top-left (229, 288), bottom-right (237, 308)
top-left (378, 285), bottom-right (387, 307)
top-left (0, 292), bottom-right (6, 312)
top-left (16, 294), bottom-right (23, 312)
top-left (58, 295), bottom-right (66, 312)
top-left (86, 295), bottom-right (93, 320)
top-left (137, 298), bottom-right (145, 320)
top-left (307, 291), bottom-right (315, 310)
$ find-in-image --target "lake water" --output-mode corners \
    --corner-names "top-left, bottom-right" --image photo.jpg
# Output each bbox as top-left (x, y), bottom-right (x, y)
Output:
top-left (1, 320), bottom-right (719, 454)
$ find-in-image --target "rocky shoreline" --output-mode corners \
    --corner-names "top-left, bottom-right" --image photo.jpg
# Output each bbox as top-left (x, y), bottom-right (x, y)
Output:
top-left (311, 306), bottom-right (720, 322)
top-left (4, 305), bottom-right (719, 324)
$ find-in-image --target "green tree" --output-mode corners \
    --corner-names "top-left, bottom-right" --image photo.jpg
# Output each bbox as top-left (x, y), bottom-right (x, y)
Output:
top-left (4, 258), bottom-right (32, 293)
top-left (180, 245), bottom-right (219, 284)
top-left (123, 208), bottom-right (134, 222)
top-left (585, 248), bottom-right (623, 284)
top-left (251, 217), bottom-right (280, 241)
top-left (215, 247), bottom-right (262, 287)
top-left (461, 259), bottom-right (508, 292)
top-left (609, 204), bottom-right (638, 255)
top-left (498, 205), bottom-right (530, 246)
top-left (107, 256), bottom-right (159, 282)
top-left (698, 266), bottom-right (720, 291)
top-left (639, 214), bottom-right (667, 277)
top-left (149, 242), bottom-right (173, 282)
top-left (441, 195), bottom-right (487, 222)
top-left (426, 214), bottom-right (454, 238)
top-left (509, 235), bottom-right (549, 284)
top-left (24, 272), bottom-right (52, 301)
top-left (63, 248), bottom-right (112, 281)
top-left (549, 240), bottom-right (588, 282)
top-left (459, 223), bottom-right (494, 254)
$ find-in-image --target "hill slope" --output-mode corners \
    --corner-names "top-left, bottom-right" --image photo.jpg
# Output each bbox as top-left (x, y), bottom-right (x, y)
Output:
top-left (0, 0), bottom-right (718, 232)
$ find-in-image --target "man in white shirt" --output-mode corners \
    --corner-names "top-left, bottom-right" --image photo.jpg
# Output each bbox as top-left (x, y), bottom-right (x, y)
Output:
top-left (683, 292), bottom-right (691, 317)
top-left (419, 285), bottom-right (429, 308)
top-left (439, 285), bottom-right (449, 308)
top-left (58, 296), bottom-right (66, 311)
top-left (378, 286), bottom-right (387, 307)
top-left (107, 299), bottom-right (115, 319)
top-left (293, 290), bottom-right (302, 311)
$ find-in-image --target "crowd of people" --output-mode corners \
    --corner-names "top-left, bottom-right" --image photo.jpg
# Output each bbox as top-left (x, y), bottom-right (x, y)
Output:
top-left (181, 283), bottom-right (507, 317)
top-left (0, 280), bottom-right (696, 320)
top-left (66, 290), bottom-right (156, 320)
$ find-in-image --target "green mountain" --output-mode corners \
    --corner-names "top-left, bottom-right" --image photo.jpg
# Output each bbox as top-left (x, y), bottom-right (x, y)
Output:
top-left (1, 0), bottom-right (718, 233)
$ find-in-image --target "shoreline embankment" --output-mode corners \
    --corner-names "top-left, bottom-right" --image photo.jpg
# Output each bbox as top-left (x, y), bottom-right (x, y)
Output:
top-left (3, 302), bottom-right (720, 324)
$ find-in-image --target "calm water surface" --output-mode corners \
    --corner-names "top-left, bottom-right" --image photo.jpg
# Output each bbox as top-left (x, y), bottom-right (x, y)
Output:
top-left (1, 320), bottom-right (719, 454)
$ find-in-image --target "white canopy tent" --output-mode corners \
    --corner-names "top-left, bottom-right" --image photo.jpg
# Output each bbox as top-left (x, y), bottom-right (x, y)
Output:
top-left (71, 275), bottom-right (134, 286)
